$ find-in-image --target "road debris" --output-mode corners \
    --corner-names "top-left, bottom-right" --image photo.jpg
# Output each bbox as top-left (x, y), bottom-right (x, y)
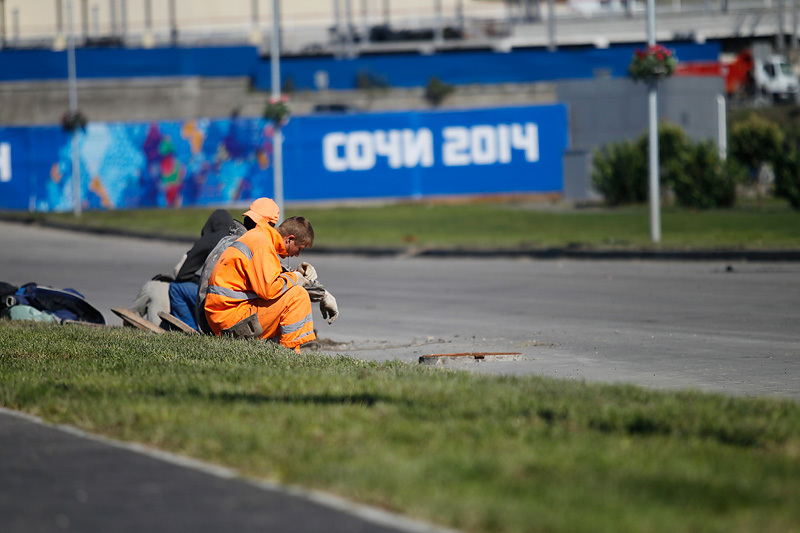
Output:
top-left (419, 352), bottom-right (523, 365)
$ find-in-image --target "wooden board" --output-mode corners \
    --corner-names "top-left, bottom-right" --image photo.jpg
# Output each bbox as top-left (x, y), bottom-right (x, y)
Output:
top-left (158, 311), bottom-right (198, 334)
top-left (111, 307), bottom-right (166, 333)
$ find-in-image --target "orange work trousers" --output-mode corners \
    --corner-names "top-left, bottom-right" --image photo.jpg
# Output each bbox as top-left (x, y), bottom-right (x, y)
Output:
top-left (256, 284), bottom-right (316, 351)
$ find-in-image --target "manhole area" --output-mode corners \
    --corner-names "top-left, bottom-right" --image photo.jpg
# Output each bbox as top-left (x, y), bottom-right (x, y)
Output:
top-left (419, 352), bottom-right (525, 365)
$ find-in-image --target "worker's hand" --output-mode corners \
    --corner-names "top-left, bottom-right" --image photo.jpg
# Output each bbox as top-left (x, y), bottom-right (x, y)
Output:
top-left (320, 291), bottom-right (339, 324)
top-left (295, 262), bottom-right (318, 283)
top-left (291, 271), bottom-right (309, 287)
top-left (305, 280), bottom-right (327, 302)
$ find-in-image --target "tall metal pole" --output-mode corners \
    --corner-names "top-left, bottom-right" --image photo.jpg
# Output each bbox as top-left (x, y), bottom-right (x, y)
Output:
top-left (0, 0), bottom-right (6, 48)
top-left (547, 0), bottom-right (555, 51)
top-left (67, 0), bottom-right (81, 217)
top-left (647, 0), bottom-right (660, 242)
top-left (717, 95), bottom-right (727, 161)
top-left (81, 0), bottom-right (88, 43)
top-left (169, 0), bottom-right (177, 46)
top-left (434, 0), bottom-right (443, 45)
top-left (333, 0), bottom-right (343, 57)
top-left (120, 0), bottom-right (128, 43)
top-left (56, 0), bottom-right (64, 35)
top-left (361, 0), bottom-right (369, 44)
top-left (250, 0), bottom-right (260, 45)
top-left (344, 0), bottom-right (354, 56)
top-left (143, 0), bottom-right (154, 47)
top-left (109, 0), bottom-right (117, 36)
top-left (271, 0), bottom-right (284, 218)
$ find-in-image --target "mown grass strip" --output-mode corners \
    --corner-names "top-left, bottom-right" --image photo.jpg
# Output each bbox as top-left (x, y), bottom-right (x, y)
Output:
top-left (2, 322), bottom-right (799, 532)
top-left (4, 199), bottom-right (800, 250)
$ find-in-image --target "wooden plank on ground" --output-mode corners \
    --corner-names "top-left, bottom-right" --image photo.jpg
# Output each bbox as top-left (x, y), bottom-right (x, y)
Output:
top-left (158, 311), bottom-right (198, 334)
top-left (111, 307), bottom-right (166, 333)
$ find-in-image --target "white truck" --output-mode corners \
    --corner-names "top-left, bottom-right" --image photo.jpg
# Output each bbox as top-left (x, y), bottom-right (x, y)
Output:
top-left (752, 43), bottom-right (800, 103)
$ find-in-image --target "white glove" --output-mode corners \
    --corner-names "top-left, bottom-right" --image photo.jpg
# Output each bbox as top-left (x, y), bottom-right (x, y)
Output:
top-left (305, 280), bottom-right (327, 302)
top-left (296, 262), bottom-right (318, 283)
top-left (320, 291), bottom-right (339, 324)
top-left (289, 271), bottom-right (309, 287)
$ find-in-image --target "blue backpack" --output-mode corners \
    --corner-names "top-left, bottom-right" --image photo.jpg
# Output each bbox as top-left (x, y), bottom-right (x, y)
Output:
top-left (2, 282), bottom-right (106, 325)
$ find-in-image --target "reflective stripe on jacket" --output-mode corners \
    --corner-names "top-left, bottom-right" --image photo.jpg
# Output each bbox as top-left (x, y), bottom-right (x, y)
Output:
top-left (204, 222), bottom-right (304, 337)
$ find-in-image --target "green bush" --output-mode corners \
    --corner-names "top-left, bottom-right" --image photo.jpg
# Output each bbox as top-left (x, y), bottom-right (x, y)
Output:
top-left (637, 122), bottom-right (691, 166)
top-left (355, 69), bottom-right (389, 90)
top-left (667, 141), bottom-right (741, 209)
top-left (591, 140), bottom-right (647, 206)
top-left (729, 113), bottom-right (784, 179)
top-left (729, 105), bottom-right (800, 150)
top-left (424, 76), bottom-right (455, 106)
top-left (773, 147), bottom-right (800, 208)
top-left (592, 123), bottom-right (738, 208)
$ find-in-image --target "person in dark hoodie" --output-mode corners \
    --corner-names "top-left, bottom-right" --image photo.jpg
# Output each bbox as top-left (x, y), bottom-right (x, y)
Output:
top-left (167, 209), bottom-right (235, 330)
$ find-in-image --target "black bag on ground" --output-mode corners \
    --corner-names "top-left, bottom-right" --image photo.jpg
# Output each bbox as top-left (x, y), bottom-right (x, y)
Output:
top-left (0, 282), bottom-right (19, 317)
top-left (13, 283), bottom-right (106, 325)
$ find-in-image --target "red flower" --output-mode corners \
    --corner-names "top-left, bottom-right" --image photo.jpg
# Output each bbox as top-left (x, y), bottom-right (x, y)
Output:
top-left (269, 94), bottom-right (290, 105)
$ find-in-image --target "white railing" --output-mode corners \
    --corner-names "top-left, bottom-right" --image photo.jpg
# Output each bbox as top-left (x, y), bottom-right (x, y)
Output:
top-left (0, 0), bottom-right (794, 53)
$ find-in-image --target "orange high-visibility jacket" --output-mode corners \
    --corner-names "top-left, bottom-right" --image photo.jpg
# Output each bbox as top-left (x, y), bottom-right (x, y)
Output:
top-left (204, 220), bottom-right (315, 349)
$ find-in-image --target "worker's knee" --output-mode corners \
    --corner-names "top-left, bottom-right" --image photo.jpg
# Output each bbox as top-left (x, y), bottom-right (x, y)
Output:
top-left (279, 285), bottom-right (315, 349)
top-left (285, 284), bottom-right (312, 309)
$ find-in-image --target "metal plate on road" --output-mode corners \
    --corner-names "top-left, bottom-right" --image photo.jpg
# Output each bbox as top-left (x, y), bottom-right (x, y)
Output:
top-left (419, 352), bottom-right (523, 365)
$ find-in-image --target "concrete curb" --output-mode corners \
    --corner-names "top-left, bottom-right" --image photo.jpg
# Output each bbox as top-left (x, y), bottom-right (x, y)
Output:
top-left (307, 245), bottom-right (800, 262)
top-left (5, 216), bottom-right (800, 262)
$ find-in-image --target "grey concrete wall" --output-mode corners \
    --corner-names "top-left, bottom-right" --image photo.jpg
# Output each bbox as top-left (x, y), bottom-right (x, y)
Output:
top-left (557, 76), bottom-right (726, 201)
top-left (558, 76), bottom-right (725, 149)
top-left (0, 78), bottom-right (557, 126)
top-left (0, 77), bottom-right (268, 125)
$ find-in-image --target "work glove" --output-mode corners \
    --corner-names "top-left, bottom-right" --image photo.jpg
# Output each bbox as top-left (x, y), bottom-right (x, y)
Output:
top-left (295, 262), bottom-right (318, 283)
top-left (290, 271), bottom-right (309, 287)
top-left (320, 291), bottom-right (339, 324)
top-left (305, 280), bottom-right (327, 302)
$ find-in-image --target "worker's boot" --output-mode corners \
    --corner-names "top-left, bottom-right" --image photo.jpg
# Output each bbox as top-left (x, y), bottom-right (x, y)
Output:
top-left (221, 313), bottom-right (263, 339)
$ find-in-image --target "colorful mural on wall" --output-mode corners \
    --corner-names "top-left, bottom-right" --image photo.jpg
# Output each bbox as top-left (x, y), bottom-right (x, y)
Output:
top-left (37, 117), bottom-right (278, 213)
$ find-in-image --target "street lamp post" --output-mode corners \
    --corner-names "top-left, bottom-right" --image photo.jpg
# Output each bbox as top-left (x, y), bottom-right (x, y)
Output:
top-left (646, 0), bottom-right (660, 243)
top-left (271, 0), bottom-right (284, 219)
top-left (67, 0), bottom-right (81, 217)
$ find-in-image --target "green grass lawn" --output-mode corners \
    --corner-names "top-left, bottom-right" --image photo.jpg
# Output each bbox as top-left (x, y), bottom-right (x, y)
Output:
top-left (2, 322), bottom-right (799, 533)
top-left (3, 198), bottom-right (800, 250)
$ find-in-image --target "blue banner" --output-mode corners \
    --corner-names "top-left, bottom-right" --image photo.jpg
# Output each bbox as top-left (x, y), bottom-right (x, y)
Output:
top-left (260, 43), bottom-right (720, 90)
top-left (0, 46), bottom-right (260, 82)
top-left (0, 104), bottom-right (568, 212)
top-left (285, 105), bottom-right (567, 200)
top-left (0, 42), bottom-right (719, 88)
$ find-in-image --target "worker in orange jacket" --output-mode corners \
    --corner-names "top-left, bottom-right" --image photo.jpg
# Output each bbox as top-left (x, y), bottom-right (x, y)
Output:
top-left (204, 200), bottom-right (336, 352)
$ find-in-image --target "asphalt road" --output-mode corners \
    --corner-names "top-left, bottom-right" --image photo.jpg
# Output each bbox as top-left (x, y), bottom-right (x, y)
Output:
top-left (2, 220), bottom-right (799, 532)
top-left (0, 408), bottom-right (432, 533)
top-left (2, 221), bottom-right (798, 400)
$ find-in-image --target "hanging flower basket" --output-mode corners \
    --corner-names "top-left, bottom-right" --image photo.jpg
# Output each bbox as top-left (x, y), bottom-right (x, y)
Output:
top-left (628, 44), bottom-right (678, 84)
top-left (263, 95), bottom-right (291, 127)
top-left (61, 110), bottom-right (88, 133)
